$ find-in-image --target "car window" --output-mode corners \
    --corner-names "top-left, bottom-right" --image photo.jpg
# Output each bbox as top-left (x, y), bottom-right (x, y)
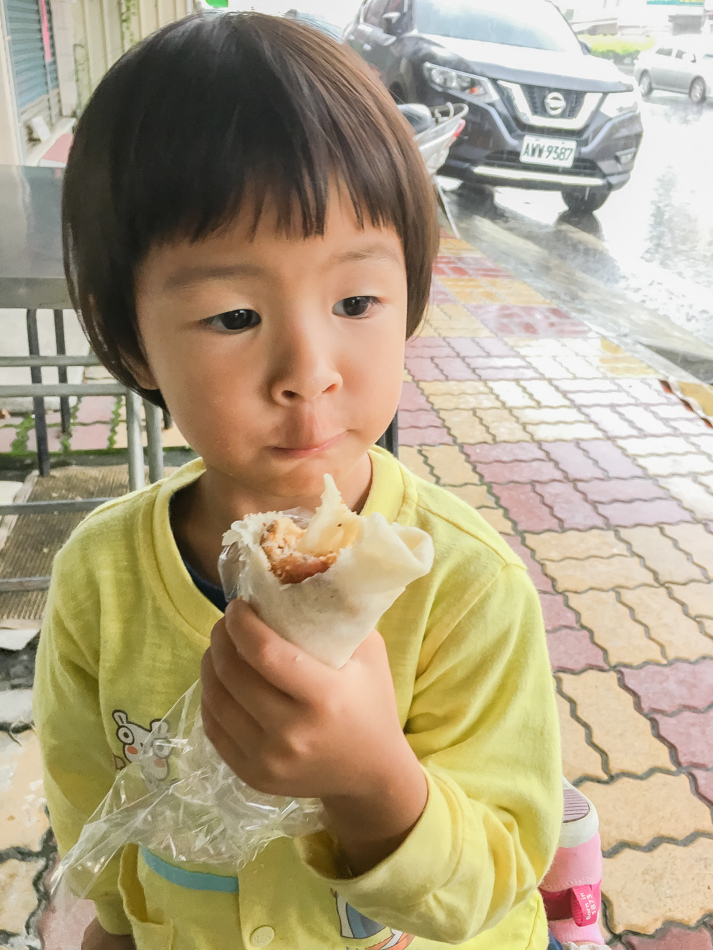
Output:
top-left (364, 0), bottom-right (388, 26)
top-left (656, 48), bottom-right (673, 57)
top-left (413, 0), bottom-right (581, 52)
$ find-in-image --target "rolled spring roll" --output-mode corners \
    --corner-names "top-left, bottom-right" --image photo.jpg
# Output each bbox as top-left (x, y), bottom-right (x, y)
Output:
top-left (220, 475), bottom-right (434, 668)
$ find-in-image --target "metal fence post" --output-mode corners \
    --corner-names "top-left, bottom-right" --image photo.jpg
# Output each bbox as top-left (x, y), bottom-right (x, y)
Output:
top-left (26, 309), bottom-right (50, 477)
top-left (143, 400), bottom-right (164, 483)
top-left (53, 310), bottom-right (72, 433)
top-left (126, 391), bottom-right (145, 492)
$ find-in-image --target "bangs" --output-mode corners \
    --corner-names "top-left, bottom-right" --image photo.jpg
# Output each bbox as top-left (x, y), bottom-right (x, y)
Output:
top-left (62, 12), bottom-right (438, 407)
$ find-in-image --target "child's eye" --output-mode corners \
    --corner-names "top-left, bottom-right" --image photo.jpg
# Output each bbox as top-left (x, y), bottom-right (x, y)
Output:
top-left (333, 296), bottom-right (379, 318)
top-left (205, 309), bottom-right (261, 332)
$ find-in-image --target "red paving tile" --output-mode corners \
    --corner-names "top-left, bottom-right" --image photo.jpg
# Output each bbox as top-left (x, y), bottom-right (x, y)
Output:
top-left (399, 381), bottom-right (432, 412)
top-left (465, 442), bottom-right (546, 464)
top-left (472, 459), bottom-right (565, 484)
top-left (534, 481), bottom-right (607, 530)
top-left (539, 592), bottom-right (580, 630)
top-left (543, 441), bottom-right (607, 480)
top-left (75, 396), bottom-right (116, 425)
top-left (69, 424), bottom-right (111, 451)
top-left (623, 925), bottom-right (713, 950)
top-left (398, 409), bottom-right (446, 429)
top-left (580, 440), bottom-right (647, 478)
top-left (653, 708), bottom-right (713, 768)
top-left (547, 628), bottom-right (609, 672)
top-left (475, 305), bottom-right (591, 338)
top-left (577, 478), bottom-right (668, 504)
top-left (0, 427), bottom-right (17, 452)
top-left (691, 769), bottom-right (713, 805)
top-left (27, 426), bottom-right (64, 453)
top-left (404, 356), bottom-right (446, 381)
top-left (433, 357), bottom-right (480, 380)
top-left (405, 338), bottom-right (457, 358)
top-left (620, 660), bottom-right (713, 714)
top-left (490, 483), bottom-right (559, 531)
top-left (598, 498), bottom-right (694, 527)
top-left (398, 426), bottom-right (454, 446)
top-left (429, 285), bottom-right (454, 304)
top-left (505, 536), bottom-right (555, 592)
top-left (447, 338), bottom-right (488, 358)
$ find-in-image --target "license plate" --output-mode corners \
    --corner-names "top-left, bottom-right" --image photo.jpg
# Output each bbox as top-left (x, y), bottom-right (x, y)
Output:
top-left (520, 135), bottom-right (577, 168)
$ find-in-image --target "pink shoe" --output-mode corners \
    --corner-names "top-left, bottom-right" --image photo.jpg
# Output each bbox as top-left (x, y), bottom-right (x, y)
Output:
top-left (539, 778), bottom-right (605, 946)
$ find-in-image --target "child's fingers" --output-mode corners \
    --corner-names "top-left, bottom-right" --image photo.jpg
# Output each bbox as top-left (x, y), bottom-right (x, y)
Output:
top-left (201, 646), bottom-right (263, 749)
top-left (209, 616), bottom-right (295, 724)
top-left (224, 599), bottom-right (332, 701)
top-left (200, 702), bottom-right (252, 782)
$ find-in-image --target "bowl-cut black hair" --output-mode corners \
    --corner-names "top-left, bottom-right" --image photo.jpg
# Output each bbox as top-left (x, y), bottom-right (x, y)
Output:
top-left (62, 12), bottom-right (439, 408)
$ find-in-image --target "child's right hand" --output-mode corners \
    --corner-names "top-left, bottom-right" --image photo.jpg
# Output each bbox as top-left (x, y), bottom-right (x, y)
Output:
top-left (81, 919), bottom-right (136, 950)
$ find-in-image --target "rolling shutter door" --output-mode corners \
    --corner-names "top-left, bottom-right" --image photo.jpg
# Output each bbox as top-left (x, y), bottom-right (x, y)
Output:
top-left (4, 0), bottom-right (60, 135)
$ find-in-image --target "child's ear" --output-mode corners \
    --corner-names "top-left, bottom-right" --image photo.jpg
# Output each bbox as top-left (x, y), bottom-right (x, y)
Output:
top-left (124, 340), bottom-right (159, 392)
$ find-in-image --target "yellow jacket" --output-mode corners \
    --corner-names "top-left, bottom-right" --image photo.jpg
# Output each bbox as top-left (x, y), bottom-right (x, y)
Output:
top-left (35, 447), bottom-right (561, 950)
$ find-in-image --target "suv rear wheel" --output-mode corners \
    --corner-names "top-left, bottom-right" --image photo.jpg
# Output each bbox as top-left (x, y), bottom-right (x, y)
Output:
top-left (689, 77), bottom-right (707, 105)
top-left (638, 71), bottom-right (653, 98)
top-left (562, 188), bottom-right (610, 214)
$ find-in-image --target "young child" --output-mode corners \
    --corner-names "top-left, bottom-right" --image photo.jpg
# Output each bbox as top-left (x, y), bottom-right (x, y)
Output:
top-left (35, 12), bottom-right (569, 950)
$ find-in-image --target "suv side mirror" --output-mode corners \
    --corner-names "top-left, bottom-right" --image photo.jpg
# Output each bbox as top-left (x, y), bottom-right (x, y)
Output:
top-left (579, 39), bottom-right (592, 54)
top-left (382, 11), bottom-right (402, 34)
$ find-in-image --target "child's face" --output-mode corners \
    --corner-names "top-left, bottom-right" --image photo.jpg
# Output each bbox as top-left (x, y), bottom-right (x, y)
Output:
top-left (133, 190), bottom-right (408, 508)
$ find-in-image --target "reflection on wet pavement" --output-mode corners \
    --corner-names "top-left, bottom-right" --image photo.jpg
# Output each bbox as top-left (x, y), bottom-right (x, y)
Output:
top-left (444, 95), bottom-right (713, 348)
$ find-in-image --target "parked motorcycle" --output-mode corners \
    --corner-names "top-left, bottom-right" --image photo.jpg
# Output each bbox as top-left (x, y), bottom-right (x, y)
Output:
top-left (398, 101), bottom-right (468, 238)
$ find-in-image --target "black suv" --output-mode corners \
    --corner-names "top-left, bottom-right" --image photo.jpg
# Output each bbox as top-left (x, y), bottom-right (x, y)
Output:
top-left (345, 0), bottom-right (643, 212)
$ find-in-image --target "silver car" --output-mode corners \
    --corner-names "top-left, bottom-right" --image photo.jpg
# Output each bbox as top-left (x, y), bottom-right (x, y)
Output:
top-left (635, 40), bottom-right (713, 104)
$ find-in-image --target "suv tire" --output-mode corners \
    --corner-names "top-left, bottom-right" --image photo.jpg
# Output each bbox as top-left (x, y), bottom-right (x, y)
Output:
top-left (689, 77), bottom-right (707, 105)
top-left (562, 188), bottom-right (610, 213)
top-left (638, 71), bottom-right (653, 98)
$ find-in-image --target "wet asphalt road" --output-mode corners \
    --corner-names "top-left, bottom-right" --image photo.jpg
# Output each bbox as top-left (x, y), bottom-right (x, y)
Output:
top-left (442, 92), bottom-right (713, 362)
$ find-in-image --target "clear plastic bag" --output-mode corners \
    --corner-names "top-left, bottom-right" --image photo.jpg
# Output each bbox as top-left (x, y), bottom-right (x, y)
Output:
top-left (51, 527), bottom-right (325, 906)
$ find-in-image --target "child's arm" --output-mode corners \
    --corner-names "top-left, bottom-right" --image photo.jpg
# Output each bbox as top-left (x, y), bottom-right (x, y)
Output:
top-left (202, 563), bottom-right (561, 943)
top-left (300, 562), bottom-right (562, 942)
top-left (34, 556), bottom-right (133, 938)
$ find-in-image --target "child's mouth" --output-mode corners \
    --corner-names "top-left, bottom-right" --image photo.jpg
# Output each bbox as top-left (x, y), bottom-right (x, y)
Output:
top-left (271, 432), bottom-right (345, 459)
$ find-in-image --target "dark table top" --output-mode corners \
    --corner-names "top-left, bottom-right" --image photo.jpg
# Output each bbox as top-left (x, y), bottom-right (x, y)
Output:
top-left (0, 165), bottom-right (71, 310)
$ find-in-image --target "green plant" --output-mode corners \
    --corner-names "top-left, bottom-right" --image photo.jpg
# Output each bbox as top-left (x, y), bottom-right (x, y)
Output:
top-left (120, 0), bottom-right (140, 51)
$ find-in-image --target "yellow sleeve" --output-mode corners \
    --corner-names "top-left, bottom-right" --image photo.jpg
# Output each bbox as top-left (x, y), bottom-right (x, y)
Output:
top-left (34, 555), bottom-right (132, 935)
top-left (297, 563), bottom-right (562, 944)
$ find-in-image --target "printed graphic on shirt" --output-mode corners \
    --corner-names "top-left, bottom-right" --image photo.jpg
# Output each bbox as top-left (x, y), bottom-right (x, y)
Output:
top-left (112, 709), bottom-right (172, 782)
top-left (334, 892), bottom-right (414, 949)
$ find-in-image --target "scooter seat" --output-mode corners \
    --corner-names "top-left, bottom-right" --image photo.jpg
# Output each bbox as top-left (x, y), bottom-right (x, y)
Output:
top-left (398, 104), bottom-right (434, 135)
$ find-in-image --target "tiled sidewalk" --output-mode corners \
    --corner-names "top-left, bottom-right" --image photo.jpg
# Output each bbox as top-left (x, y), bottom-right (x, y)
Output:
top-left (1, 236), bottom-right (713, 948)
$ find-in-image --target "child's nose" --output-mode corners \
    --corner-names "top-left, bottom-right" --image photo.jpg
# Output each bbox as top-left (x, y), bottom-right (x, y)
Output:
top-left (270, 324), bottom-right (342, 404)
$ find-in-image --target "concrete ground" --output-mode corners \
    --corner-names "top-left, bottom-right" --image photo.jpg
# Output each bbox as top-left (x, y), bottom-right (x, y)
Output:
top-left (1, 234), bottom-right (712, 949)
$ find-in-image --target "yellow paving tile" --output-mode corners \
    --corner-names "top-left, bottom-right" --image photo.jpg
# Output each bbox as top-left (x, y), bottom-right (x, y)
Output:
top-left (439, 409), bottom-right (493, 444)
top-left (421, 381), bottom-right (492, 395)
top-left (477, 506), bottom-right (515, 535)
top-left (513, 407), bottom-right (588, 425)
top-left (437, 302), bottom-right (483, 323)
top-left (438, 278), bottom-right (500, 305)
top-left (558, 671), bottom-right (673, 775)
top-left (421, 445), bottom-right (480, 485)
top-left (490, 280), bottom-right (547, 304)
top-left (544, 555), bottom-right (655, 593)
top-left (604, 836), bottom-right (713, 934)
top-left (601, 359), bottom-right (658, 377)
top-left (161, 423), bottom-right (191, 448)
top-left (555, 691), bottom-right (606, 781)
top-left (566, 590), bottom-right (662, 665)
top-left (398, 447), bottom-right (435, 483)
top-left (581, 772), bottom-right (713, 851)
top-left (402, 367), bottom-right (413, 381)
top-left (525, 422), bottom-right (605, 442)
top-left (476, 408), bottom-right (532, 442)
top-left (446, 484), bottom-right (498, 509)
top-left (438, 238), bottom-right (482, 256)
top-left (663, 523), bottom-right (713, 577)
top-left (0, 732), bottom-right (49, 852)
top-left (0, 858), bottom-right (40, 934)
top-left (667, 582), bottom-right (713, 619)
top-left (658, 477), bottom-right (713, 520)
top-left (618, 586), bottom-right (713, 660)
top-left (619, 526), bottom-right (706, 584)
top-left (525, 530), bottom-right (629, 562)
top-left (113, 421), bottom-right (146, 450)
top-left (428, 392), bottom-right (502, 410)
